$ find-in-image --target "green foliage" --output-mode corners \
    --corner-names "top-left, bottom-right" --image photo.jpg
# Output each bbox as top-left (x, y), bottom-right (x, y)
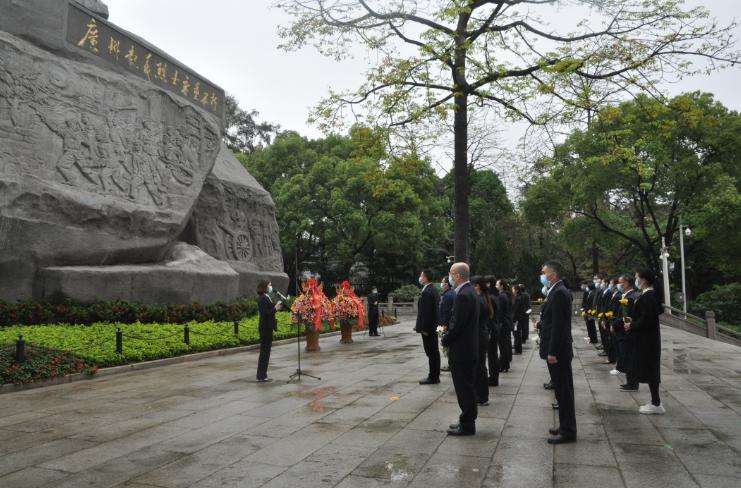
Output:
top-left (240, 127), bottom-right (449, 293)
top-left (0, 313), bottom-right (297, 371)
top-left (0, 345), bottom-right (92, 385)
top-left (389, 284), bottom-right (422, 302)
top-left (522, 92), bottom-right (741, 294)
top-left (0, 298), bottom-right (258, 328)
top-left (689, 284), bottom-right (741, 325)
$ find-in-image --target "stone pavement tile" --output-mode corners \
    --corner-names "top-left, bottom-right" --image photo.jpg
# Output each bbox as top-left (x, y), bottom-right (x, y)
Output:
top-left (245, 420), bottom-right (353, 467)
top-left (49, 444), bottom-right (185, 488)
top-left (0, 437), bottom-right (97, 477)
top-left (694, 474), bottom-right (741, 488)
top-left (554, 464), bottom-right (624, 488)
top-left (672, 441), bottom-right (741, 478)
top-left (39, 423), bottom-right (187, 473)
top-left (0, 412), bottom-right (106, 435)
top-left (405, 400), bottom-right (460, 432)
top-left (353, 452), bottom-right (431, 483)
top-left (189, 461), bottom-right (287, 488)
top-left (407, 452), bottom-right (488, 488)
top-left (553, 439), bottom-right (617, 467)
top-left (604, 425), bottom-right (665, 446)
top-left (382, 389), bottom-right (447, 414)
top-left (659, 427), bottom-right (720, 447)
top-left (482, 462), bottom-right (553, 488)
top-left (156, 414), bottom-right (269, 454)
top-left (319, 399), bottom-right (390, 425)
top-left (334, 474), bottom-right (409, 488)
top-left (620, 464), bottom-right (699, 488)
top-left (67, 412), bottom-right (188, 443)
top-left (0, 466), bottom-right (70, 488)
top-left (492, 435), bottom-right (552, 466)
top-left (436, 418), bottom-right (504, 458)
top-left (245, 404), bottom-right (336, 438)
top-left (0, 411), bottom-right (49, 429)
top-left (0, 430), bottom-right (68, 457)
top-left (333, 418), bottom-right (409, 448)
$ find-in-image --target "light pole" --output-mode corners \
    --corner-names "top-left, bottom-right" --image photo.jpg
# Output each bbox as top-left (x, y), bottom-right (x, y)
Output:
top-left (660, 237), bottom-right (671, 314)
top-left (679, 219), bottom-right (692, 316)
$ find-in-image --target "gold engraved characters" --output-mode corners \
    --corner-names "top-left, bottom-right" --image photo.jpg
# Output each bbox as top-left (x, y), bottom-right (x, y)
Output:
top-left (107, 36), bottom-right (121, 61)
top-left (77, 18), bottom-right (100, 53)
top-left (124, 45), bottom-right (138, 69)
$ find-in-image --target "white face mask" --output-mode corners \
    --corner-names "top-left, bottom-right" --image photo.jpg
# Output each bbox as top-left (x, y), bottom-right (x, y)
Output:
top-left (267, 285), bottom-right (273, 294)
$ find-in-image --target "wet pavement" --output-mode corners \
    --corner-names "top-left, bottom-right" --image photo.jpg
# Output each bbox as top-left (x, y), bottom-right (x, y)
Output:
top-left (0, 319), bottom-right (739, 487)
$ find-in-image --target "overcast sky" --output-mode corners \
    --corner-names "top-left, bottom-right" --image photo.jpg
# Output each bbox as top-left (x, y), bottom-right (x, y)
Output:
top-left (104, 0), bottom-right (740, 193)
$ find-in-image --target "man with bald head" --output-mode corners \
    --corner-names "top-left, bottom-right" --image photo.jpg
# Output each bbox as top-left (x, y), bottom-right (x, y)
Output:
top-left (441, 262), bottom-right (480, 436)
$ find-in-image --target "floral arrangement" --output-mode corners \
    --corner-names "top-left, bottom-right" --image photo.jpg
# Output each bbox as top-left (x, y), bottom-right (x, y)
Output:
top-left (331, 281), bottom-right (366, 330)
top-left (290, 279), bottom-right (331, 332)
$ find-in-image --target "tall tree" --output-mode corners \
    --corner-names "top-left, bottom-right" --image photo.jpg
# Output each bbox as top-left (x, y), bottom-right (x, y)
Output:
top-left (523, 92), bottom-right (741, 281)
top-left (223, 94), bottom-right (280, 154)
top-left (275, 0), bottom-right (738, 261)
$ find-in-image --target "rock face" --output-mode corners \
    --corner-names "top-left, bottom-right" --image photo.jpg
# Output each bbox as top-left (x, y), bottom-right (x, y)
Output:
top-left (182, 144), bottom-right (289, 295)
top-left (0, 0), bottom-right (287, 303)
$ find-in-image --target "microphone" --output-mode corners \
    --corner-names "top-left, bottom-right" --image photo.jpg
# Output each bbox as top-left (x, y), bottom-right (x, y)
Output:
top-left (275, 290), bottom-right (291, 307)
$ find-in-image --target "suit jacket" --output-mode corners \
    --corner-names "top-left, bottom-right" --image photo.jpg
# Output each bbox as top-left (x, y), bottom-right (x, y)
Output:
top-left (415, 284), bottom-right (439, 333)
top-left (367, 292), bottom-right (380, 316)
top-left (615, 288), bottom-right (639, 334)
top-left (439, 288), bottom-right (455, 327)
top-left (441, 282), bottom-right (479, 362)
top-left (607, 290), bottom-right (623, 326)
top-left (538, 280), bottom-right (573, 361)
top-left (258, 293), bottom-right (277, 333)
top-left (630, 289), bottom-right (661, 383)
top-left (496, 292), bottom-right (513, 330)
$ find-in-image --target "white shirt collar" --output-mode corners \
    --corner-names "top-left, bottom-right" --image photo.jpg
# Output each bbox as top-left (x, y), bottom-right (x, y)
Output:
top-left (546, 280), bottom-right (562, 297)
top-left (455, 281), bottom-right (470, 293)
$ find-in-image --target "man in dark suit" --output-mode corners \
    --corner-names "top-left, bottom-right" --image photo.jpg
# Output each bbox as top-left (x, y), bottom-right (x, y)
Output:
top-left (441, 262), bottom-right (480, 436)
top-left (539, 261), bottom-right (576, 444)
top-left (416, 269), bottom-right (440, 384)
top-left (367, 287), bottom-right (381, 336)
top-left (439, 277), bottom-right (456, 372)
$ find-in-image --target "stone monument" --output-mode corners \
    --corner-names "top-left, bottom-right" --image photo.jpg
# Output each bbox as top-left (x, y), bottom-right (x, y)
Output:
top-left (0, 0), bottom-right (288, 303)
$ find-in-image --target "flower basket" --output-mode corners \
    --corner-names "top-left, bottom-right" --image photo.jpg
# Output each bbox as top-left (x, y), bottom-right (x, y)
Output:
top-left (331, 281), bottom-right (366, 344)
top-left (304, 322), bottom-right (321, 351)
top-left (291, 279), bottom-right (331, 352)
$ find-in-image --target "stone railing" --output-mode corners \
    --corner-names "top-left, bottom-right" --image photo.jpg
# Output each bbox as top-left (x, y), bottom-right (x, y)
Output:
top-left (661, 305), bottom-right (740, 347)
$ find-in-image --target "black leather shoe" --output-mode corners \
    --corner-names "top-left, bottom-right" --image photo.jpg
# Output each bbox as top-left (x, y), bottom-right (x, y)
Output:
top-left (552, 403), bottom-right (559, 409)
top-left (598, 352), bottom-right (608, 357)
top-left (488, 381), bottom-right (499, 387)
top-left (477, 400), bottom-right (490, 406)
top-left (620, 384), bottom-right (639, 392)
top-left (419, 378), bottom-right (440, 385)
top-left (543, 382), bottom-right (554, 390)
top-left (548, 435), bottom-right (576, 444)
top-left (447, 426), bottom-right (475, 436)
top-left (449, 423), bottom-right (459, 430)
top-left (549, 427), bottom-right (560, 436)
top-left (257, 378), bottom-right (273, 383)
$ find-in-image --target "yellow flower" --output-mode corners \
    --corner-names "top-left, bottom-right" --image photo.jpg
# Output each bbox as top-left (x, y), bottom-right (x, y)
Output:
top-left (580, 312), bottom-right (586, 317)
top-left (589, 309), bottom-right (595, 314)
top-left (605, 311), bottom-right (614, 318)
top-left (619, 298), bottom-right (629, 305)
top-left (598, 313), bottom-right (604, 318)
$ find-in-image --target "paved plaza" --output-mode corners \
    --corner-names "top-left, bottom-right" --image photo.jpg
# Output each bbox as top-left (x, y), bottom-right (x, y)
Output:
top-left (0, 319), bottom-right (739, 488)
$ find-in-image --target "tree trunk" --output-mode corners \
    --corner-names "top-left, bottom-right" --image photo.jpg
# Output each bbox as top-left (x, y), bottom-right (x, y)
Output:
top-left (453, 91), bottom-right (470, 262)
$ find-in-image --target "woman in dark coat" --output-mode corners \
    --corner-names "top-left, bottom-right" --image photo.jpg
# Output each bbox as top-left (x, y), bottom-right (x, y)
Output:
top-left (256, 280), bottom-right (283, 382)
top-left (472, 277), bottom-right (492, 404)
top-left (485, 276), bottom-right (500, 386)
top-left (624, 269), bottom-right (664, 414)
top-left (517, 284), bottom-right (531, 343)
top-left (496, 279), bottom-right (514, 372)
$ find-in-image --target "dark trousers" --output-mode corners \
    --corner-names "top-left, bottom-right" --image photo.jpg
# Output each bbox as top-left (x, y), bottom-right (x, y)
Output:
top-left (369, 311), bottom-right (379, 335)
top-left (451, 361), bottom-right (477, 428)
top-left (585, 319), bottom-right (598, 343)
top-left (475, 335), bottom-right (489, 403)
top-left (513, 323), bottom-right (523, 354)
top-left (599, 321), bottom-right (610, 350)
top-left (548, 359), bottom-right (576, 439)
top-left (256, 328), bottom-right (273, 380)
top-left (520, 318), bottom-right (530, 343)
top-left (607, 328), bottom-right (617, 363)
top-left (487, 329), bottom-right (500, 385)
top-left (499, 326), bottom-right (512, 369)
top-left (616, 332), bottom-right (632, 373)
top-left (421, 333), bottom-right (441, 381)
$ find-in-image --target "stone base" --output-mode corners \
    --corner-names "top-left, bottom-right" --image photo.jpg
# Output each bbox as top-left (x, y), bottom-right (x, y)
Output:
top-left (228, 261), bottom-right (289, 297)
top-left (38, 243), bottom-right (240, 304)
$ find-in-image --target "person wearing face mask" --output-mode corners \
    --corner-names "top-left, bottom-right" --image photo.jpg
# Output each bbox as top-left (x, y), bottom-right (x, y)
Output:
top-left (517, 284), bottom-right (531, 344)
top-left (538, 261), bottom-right (577, 444)
top-left (605, 277), bottom-right (622, 366)
top-left (581, 281), bottom-right (599, 345)
top-left (439, 276), bottom-right (456, 372)
top-left (594, 275), bottom-right (610, 356)
top-left (441, 262), bottom-right (479, 435)
top-left (472, 276), bottom-right (492, 406)
top-left (613, 274), bottom-right (639, 380)
top-left (367, 286), bottom-right (381, 336)
top-left (484, 276), bottom-right (500, 385)
top-left (622, 270), bottom-right (663, 415)
top-left (415, 269), bottom-right (440, 384)
top-left (256, 280), bottom-right (283, 382)
top-left (496, 279), bottom-right (514, 372)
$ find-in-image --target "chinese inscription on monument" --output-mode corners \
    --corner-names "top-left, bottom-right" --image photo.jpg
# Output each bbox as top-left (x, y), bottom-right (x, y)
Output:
top-left (66, 2), bottom-right (224, 118)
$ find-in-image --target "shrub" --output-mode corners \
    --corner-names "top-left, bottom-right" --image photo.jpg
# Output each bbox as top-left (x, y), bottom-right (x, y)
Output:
top-left (0, 297), bottom-right (258, 327)
top-left (689, 283), bottom-right (741, 325)
top-left (0, 344), bottom-right (91, 385)
top-left (389, 284), bottom-right (422, 302)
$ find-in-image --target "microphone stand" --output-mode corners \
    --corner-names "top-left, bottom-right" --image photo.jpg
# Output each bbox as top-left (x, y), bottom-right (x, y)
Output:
top-left (278, 291), bottom-right (320, 383)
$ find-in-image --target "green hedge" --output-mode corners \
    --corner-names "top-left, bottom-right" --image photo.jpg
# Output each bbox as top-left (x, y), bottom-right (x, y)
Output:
top-left (0, 298), bottom-right (258, 327)
top-left (0, 312), bottom-right (341, 370)
top-left (689, 283), bottom-right (741, 325)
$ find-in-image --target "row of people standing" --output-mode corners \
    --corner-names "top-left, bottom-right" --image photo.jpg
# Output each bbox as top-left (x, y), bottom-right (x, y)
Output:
top-left (416, 265), bottom-right (531, 436)
top-left (580, 270), bottom-right (665, 414)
